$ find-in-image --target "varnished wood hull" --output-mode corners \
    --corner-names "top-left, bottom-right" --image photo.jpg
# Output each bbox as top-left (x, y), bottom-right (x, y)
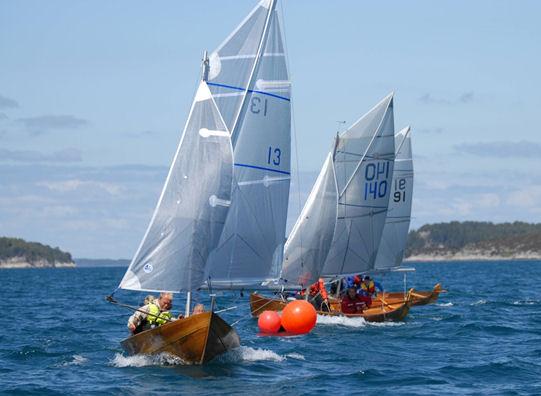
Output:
top-left (375, 283), bottom-right (442, 306)
top-left (250, 293), bottom-right (287, 317)
top-left (250, 293), bottom-right (411, 323)
top-left (121, 312), bottom-right (240, 365)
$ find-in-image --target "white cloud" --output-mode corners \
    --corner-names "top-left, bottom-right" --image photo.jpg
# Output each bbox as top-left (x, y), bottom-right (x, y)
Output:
top-left (507, 186), bottom-right (541, 208)
top-left (37, 179), bottom-right (124, 196)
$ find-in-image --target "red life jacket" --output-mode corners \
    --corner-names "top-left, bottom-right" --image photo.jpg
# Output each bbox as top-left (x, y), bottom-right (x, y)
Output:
top-left (341, 294), bottom-right (366, 314)
top-left (309, 278), bottom-right (328, 300)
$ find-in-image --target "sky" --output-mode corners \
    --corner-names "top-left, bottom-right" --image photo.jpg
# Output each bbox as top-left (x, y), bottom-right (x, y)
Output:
top-left (1, 0), bottom-right (540, 259)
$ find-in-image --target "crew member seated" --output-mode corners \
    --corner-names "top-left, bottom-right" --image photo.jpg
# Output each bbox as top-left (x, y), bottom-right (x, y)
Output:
top-left (127, 292), bottom-right (174, 334)
top-left (341, 286), bottom-right (367, 314)
top-left (297, 278), bottom-right (330, 312)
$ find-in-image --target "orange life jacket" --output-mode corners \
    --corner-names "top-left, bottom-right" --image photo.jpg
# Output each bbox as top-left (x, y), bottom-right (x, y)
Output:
top-left (309, 278), bottom-right (328, 300)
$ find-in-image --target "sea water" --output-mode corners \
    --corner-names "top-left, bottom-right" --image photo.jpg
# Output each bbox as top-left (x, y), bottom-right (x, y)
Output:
top-left (1, 261), bottom-right (540, 395)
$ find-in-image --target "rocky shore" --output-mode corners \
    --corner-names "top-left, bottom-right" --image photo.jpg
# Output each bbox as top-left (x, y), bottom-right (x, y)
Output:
top-left (0, 256), bottom-right (76, 269)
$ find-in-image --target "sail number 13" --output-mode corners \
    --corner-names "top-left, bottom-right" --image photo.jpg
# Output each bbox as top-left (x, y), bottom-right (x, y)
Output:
top-left (267, 147), bottom-right (281, 166)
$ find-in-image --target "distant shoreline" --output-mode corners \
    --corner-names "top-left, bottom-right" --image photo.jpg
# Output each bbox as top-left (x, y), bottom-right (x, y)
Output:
top-left (405, 254), bottom-right (541, 262)
top-left (0, 258), bottom-right (75, 269)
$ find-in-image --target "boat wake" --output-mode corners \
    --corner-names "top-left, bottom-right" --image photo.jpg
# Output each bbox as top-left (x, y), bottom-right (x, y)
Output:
top-left (219, 346), bottom-right (305, 363)
top-left (436, 302), bottom-right (454, 307)
top-left (110, 352), bottom-right (188, 367)
top-left (316, 315), bottom-right (367, 327)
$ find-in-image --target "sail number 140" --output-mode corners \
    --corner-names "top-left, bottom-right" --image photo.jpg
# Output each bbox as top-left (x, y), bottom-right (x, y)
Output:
top-left (364, 161), bottom-right (390, 200)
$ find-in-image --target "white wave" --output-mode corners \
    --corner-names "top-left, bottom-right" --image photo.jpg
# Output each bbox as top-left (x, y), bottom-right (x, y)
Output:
top-left (63, 354), bottom-right (88, 366)
top-left (367, 321), bottom-right (406, 327)
top-left (110, 352), bottom-right (187, 367)
top-left (316, 314), bottom-right (367, 328)
top-left (220, 346), bottom-right (286, 363)
top-left (436, 302), bottom-right (454, 307)
top-left (285, 352), bottom-right (305, 360)
top-left (513, 300), bottom-right (538, 305)
top-left (471, 299), bottom-right (487, 306)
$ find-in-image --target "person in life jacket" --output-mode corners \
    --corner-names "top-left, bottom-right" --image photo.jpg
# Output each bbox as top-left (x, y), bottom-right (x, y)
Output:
top-left (359, 275), bottom-right (384, 297)
top-left (298, 278), bottom-right (330, 312)
top-left (341, 286), bottom-right (367, 314)
top-left (127, 292), bottom-right (174, 334)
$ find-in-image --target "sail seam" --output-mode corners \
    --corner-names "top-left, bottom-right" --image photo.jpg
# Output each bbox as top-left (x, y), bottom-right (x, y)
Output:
top-left (234, 162), bottom-right (290, 175)
top-left (207, 81), bottom-right (290, 102)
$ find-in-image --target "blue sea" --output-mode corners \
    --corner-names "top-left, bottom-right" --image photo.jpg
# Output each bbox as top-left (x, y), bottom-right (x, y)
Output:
top-left (1, 261), bottom-right (540, 395)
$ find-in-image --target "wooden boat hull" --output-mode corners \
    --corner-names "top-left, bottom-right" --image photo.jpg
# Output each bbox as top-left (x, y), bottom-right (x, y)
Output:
top-left (375, 283), bottom-right (442, 306)
top-left (121, 312), bottom-right (240, 365)
top-left (250, 293), bottom-right (411, 323)
top-left (250, 293), bottom-right (287, 317)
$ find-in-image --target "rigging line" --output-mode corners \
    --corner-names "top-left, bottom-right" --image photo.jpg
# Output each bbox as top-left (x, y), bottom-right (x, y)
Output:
top-left (280, 0), bottom-right (303, 268)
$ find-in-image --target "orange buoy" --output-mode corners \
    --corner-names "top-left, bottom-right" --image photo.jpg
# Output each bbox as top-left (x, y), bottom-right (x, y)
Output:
top-left (257, 310), bottom-right (282, 333)
top-left (281, 300), bottom-right (317, 334)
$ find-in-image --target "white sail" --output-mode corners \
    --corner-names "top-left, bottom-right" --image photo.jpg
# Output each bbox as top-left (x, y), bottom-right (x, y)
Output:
top-left (207, 0), bottom-right (276, 133)
top-left (205, 0), bottom-right (291, 286)
top-left (279, 95), bottom-right (395, 287)
top-left (320, 94), bottom-right (395, 278)
top-left (281, 153), bottom-right (338, 287)
top-left (374, 126), bottom-right (413, 270)
top-left (119, 82), bottom-right (233, 292)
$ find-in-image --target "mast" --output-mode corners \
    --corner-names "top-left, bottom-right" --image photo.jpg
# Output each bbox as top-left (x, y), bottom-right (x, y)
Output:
top-left (201, 51), bottom-right (210, 82)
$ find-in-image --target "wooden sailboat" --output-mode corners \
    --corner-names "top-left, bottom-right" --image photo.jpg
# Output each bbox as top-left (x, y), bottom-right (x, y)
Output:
top-left (375, 283), bottom-right (442, 306)
top-left (250, 291), bottom-right (413, 322)
top-left (249, 95), bottom-right (405, 322)
top-left (113, 0), bottom-right (292, 364)
top-left (121, 313), bottom-right (240, 364)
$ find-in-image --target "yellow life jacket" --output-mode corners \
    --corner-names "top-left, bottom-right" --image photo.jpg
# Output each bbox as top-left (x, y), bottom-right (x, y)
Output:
top-left (361, 280), bottom-right (375, 294)
top-left (146, 303), bottom-right (171, 326)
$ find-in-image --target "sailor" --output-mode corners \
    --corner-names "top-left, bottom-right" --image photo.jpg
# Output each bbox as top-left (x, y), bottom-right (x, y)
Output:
top-left (359, 275), bottom-right (383, 297)
top-left (127, 292), bottom-right (174, 334)
top-left (341, 286), bottom-right (367, 314)
top-left (345, 274), bottom-right (363, 291)
top-left (308, 278), bottom-right (330, 312)
top-left (192, 303), bottom-right (205, 315)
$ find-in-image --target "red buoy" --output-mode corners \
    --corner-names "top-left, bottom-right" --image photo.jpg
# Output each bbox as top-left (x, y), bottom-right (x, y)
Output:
top-left (281, 300), bottom-right (317, 334)
top-left (257, 310), bottom-right (282, 333)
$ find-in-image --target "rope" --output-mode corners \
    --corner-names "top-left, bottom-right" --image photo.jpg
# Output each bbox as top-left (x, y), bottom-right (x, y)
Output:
top-left (105, 295), bottom-right (174, 323)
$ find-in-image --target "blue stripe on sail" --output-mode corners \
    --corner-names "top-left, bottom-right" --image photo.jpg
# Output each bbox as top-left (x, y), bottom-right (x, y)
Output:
top-left (207, 82), bottom-right (290, 102)
top-left (234, 163), bottom-right (291, 175)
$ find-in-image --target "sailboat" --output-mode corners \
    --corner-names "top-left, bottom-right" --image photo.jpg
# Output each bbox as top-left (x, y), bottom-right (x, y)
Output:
top-left (251, 94), bottom-right (414, 322)
top-left (371, 127), bottom-right (443, 306)
top-left (112, 0), bottom-right (291, 364)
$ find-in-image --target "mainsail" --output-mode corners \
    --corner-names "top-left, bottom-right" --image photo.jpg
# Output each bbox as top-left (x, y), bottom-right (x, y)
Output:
top-left (119, 82), bottom-right (233, 293)
top-left (281, 95), bottom-right (395, 287)
top-left (374, 126), bottom-right (414, 270)
top-left (205, 0), bottom-right (291, 286)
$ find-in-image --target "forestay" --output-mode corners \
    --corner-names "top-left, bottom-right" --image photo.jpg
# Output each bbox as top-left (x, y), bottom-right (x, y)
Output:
top-left (320, 94), bottom-right (395, 278)
top-left (119, 82), bottom-right (233, 293)
top-left (205, 0), bottom-right (291, 286)
top-left (281, 153), bottom-right (338, 287)
top-left (374, 126), bottom-right (414, 270)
